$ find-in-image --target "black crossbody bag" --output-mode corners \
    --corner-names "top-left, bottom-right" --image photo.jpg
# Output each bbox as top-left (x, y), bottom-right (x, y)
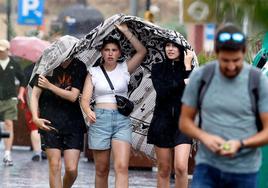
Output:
top-left (100, 65), bottom-right (134, 116)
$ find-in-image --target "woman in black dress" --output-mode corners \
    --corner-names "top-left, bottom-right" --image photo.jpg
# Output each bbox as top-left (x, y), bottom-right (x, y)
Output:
top-left (148, 40), bottom-right (194, 188)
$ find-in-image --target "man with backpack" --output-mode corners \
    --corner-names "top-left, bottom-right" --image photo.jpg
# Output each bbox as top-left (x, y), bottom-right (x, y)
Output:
top-left (179, 24), bottom-right (268, 188)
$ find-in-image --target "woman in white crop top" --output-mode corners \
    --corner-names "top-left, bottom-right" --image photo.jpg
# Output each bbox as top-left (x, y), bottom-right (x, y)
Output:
top-left (81, 23), bottom-right (147, 188)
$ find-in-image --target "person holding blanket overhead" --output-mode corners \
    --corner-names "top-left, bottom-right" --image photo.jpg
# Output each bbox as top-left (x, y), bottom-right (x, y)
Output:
top-left (81, 23), bottom-right (147, 188)
top-left (30, 36), bottom-right (87, 188)
top-left (147, 39), bottom-right (194, 188)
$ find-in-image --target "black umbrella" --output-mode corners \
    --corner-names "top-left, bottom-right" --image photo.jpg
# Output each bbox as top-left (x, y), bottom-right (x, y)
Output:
top-left (57, 4), bottom-right (104, 37)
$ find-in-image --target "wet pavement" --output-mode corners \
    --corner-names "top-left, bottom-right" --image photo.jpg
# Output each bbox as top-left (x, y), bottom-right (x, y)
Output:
top-left (0, 139), bottom-right (193, 188)
top-left (0, 145), bottom-right (160, 188)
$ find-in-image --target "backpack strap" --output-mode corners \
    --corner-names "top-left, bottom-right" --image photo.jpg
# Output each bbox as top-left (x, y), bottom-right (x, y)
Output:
top-left (197, 61), bottom-right (216, 128)
top-left (249, 67), bottom-right (262, 131)
top-left (197, 63), bottom-right (262, 131)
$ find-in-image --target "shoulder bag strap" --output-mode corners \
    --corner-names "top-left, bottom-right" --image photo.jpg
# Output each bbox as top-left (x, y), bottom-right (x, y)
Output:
top-left (100, 65), bottom-right (116, 94)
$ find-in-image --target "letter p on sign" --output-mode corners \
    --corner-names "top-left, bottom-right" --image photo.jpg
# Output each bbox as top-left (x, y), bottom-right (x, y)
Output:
top-left (22, 0), bottom-right (39, 16)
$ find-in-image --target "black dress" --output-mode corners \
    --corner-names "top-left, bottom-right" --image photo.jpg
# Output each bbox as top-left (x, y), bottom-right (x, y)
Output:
top-left (147, 59), bottom-right (192, 148)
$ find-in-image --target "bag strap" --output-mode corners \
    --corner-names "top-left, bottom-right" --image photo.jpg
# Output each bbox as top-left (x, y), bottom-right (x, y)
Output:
top-left (198, 62), bottom-right (216, 108)
top-left (100, 65), bottom-right (116, 94)
top-left (249, 67), bottom-right (260, 113)
top-left (197, 61), bottom-right (216, 128)
top-left (249, 67), bottom-right (262, 131)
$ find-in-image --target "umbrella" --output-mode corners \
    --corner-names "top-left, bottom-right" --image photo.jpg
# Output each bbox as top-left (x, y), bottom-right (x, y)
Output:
top-left (57, 4), bottom-right (104, 37)
top-left (31, 14), bottom-right (198, 159)
top-left (10, 36), bottom-right (50, 63)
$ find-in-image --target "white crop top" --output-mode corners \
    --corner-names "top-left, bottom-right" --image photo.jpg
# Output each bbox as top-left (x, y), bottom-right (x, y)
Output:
top-left (88, 62), bottom-right (130, 103)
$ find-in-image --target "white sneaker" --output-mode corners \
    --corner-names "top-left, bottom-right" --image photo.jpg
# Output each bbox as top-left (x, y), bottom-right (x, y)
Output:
top-left (3, 155), bottom-right (13, 166)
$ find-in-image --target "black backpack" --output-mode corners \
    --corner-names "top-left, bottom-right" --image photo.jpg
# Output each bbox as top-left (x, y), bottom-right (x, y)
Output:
top-left (197, 61), bottom-right (263, 131)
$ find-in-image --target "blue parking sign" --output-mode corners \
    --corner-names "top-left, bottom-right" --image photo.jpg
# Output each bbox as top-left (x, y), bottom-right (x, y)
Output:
top-left (17, 0), bottom-right (44, 25)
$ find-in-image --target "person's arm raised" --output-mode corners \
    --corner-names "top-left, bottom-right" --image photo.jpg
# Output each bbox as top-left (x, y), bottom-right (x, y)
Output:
top-left (116, 23), bottom-right (147, 74)
top-left (183, 49), bottom-right (194, 84)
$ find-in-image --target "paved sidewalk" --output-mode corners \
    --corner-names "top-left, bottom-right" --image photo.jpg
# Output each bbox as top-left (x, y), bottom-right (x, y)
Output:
top-left (0, 147), bottom-right (159, 188)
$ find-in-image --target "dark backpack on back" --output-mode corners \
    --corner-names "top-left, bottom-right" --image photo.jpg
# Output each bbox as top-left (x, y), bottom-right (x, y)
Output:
top-left (197, 61), bottom-right (262, 131)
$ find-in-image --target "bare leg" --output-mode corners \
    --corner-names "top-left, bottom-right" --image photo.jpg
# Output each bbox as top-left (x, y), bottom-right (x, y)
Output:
top-left (3, 119), bottom-right (13, 151)
top-left (46, 149), bottom-right (63, 188)
top-left (155, 147), bottom-right (172, 188)
top-left (63, 149), bottom-right (81, 188)
top-left (30, 130), bottom-right (41, 152)
top-left (93, 149), bottom-right (111, 188)
top-left (174, 144), bottom-right (191, 188)
top-left (112, 140), bottom-right (131, 188)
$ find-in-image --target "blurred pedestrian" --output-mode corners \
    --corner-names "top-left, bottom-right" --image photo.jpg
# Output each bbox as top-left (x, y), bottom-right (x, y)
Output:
top-left (30, 37), bottom-right (87, 187)
top-left (147, 40), bottom-right (194, 188)
top-left (81, 23), bottom-right (147, 188)
top-left (180, 24), bottom-right (268, 188)
top-left (0, 39), bottom-right (26, 166)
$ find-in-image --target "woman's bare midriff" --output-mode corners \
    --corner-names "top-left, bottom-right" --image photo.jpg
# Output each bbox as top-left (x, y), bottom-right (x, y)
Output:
top-left (96, 103), bottom-right (118, 109)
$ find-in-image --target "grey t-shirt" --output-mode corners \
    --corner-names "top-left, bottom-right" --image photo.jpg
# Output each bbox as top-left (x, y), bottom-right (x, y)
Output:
top-left (182, 62), bottom-right (268, 173)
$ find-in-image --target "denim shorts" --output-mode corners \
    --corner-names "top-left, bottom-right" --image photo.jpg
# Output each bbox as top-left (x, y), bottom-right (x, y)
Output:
top-left (191, 164), bottom-right (258, 188)
top-left (88, 108), bottom-right (132, 150)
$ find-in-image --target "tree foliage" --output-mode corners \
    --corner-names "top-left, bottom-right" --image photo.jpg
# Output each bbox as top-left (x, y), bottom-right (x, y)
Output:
top-left (215, 0), bottom-right (268, 32)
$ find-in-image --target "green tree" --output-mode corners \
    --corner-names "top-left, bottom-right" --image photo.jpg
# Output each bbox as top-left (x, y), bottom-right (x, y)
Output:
top-left (215, 0), bottom-right (268, 32)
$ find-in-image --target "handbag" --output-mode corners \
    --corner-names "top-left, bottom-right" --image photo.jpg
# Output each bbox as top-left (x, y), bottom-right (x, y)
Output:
top-left (100, 65), bottom-right (134, 116)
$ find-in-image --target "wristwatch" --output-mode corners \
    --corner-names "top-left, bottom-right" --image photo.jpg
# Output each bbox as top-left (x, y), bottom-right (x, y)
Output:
top-left (239, 140), bottom-right (245, 151)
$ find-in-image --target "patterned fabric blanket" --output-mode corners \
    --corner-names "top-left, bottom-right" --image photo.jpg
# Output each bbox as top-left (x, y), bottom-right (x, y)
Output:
top-left (30, 13), bottom-right (198, 159)
top-left (29, 35), bottom-right (79, 82)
